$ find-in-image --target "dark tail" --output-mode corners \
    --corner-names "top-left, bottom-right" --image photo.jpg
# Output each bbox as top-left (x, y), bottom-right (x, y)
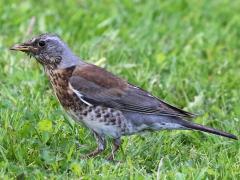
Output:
top-left (179, 120), bottom-right (238, 140)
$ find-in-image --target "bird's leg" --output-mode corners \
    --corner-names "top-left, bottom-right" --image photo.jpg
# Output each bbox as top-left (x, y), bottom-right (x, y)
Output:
top-left (85, 132), bottom-right (106, 158)
top-left (107, 138), bottom-right (121, 161)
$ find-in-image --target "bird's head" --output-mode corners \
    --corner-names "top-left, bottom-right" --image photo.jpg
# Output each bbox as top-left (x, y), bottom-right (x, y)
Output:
top-left (10, 33), bottom-right (79, 68)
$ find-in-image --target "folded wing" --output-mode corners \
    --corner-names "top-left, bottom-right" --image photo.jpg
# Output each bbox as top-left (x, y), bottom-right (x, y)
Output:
top-left (69, 64), bottom-right (196, 119)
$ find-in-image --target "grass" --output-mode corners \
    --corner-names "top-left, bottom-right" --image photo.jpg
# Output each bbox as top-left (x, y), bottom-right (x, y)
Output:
top-left (0, 0), bottom-right (240, 179)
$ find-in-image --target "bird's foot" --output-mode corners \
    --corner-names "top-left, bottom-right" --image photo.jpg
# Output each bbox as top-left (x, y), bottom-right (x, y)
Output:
top-left (105, 152), bottom-right (123, 163)
top-left (106, 153), bottom-right (115, 161)
top-left (82, 148), bottom-right (103, 159)
top-left (105, 154), bottom-right (122, 163)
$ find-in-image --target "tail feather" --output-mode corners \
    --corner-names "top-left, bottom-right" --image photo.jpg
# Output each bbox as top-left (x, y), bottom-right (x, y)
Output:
top-left (179, 120), bottom-right (238, 140)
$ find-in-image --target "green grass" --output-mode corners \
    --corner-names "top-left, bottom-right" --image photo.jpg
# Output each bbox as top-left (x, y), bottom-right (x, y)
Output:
top-left (0, 0), bottom-right (240, 179)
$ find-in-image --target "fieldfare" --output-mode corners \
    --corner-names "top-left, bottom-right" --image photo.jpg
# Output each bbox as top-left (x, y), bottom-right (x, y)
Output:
top-left (10, 34), bottom-right (237, 160)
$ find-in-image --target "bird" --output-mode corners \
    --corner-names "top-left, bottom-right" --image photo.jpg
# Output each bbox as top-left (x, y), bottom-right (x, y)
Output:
top-left (10, 33), bottom-right (237, 160)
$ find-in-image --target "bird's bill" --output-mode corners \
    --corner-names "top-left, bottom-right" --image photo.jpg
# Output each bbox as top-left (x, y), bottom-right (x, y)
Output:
top-left (10, 40), bottom-right (38, 52)
top-left (10, 43), bottom-right (32, 52)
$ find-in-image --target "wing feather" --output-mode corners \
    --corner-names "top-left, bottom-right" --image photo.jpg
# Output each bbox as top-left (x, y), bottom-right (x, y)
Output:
top-left (69, 64), bottom-right (196, 119)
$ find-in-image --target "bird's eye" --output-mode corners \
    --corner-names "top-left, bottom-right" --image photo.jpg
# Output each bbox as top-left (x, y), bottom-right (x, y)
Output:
top-left (38, 41), bottom-right (45, 47)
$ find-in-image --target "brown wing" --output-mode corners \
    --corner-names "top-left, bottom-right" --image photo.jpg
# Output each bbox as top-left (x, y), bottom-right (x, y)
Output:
top-left (69, 64), bottom-right (196, 118)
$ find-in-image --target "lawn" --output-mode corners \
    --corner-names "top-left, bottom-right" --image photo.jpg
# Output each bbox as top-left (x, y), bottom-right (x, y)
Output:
top-left (0, 0), bottom-right (239, 179)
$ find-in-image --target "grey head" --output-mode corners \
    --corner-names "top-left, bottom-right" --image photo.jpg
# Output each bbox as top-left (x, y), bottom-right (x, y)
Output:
top-left (10, 33), bottom-right (82, 69)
